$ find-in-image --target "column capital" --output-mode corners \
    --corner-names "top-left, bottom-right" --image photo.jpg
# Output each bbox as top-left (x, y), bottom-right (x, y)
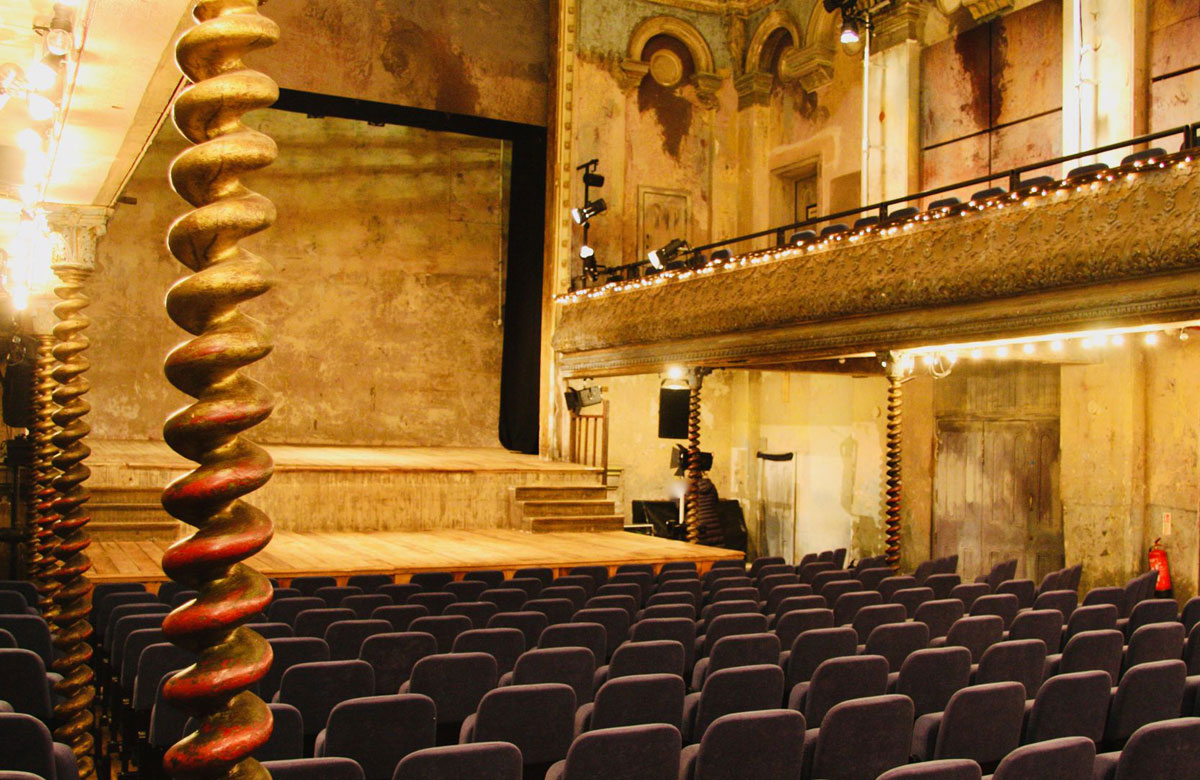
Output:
top-left (45, 204), bottom-right (111, 274)
top-left (872, 0), bottom-right (932, 50)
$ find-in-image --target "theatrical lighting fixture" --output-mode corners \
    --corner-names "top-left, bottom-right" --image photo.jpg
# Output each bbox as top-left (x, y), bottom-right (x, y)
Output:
top-left (571, 198), bottom-right (607, 225)
top-left (564, 385), bottom-right (603, 414)
top-left (840, 16), bottom-right (860, 44)
top-left (579, 245), bottom-right (595, 261)
top-left (670, 444), bottom-right (713, 476)
top-left (648, 238), bottom-right (689, 270)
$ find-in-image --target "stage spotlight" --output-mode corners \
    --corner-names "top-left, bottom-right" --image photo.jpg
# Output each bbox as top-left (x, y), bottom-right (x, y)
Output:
top-left (840, 16), bottom-right (860, 44)
top-left (571, 198), bottom-right (607, 225)
top-left (648, 238), bottom-right (689, 270)
top-left (583, 171), bottom-right (605, 188)
top-left (564, 385), bottom-right (603, 414)
top-left (579, 244), bottom-right (595, 260)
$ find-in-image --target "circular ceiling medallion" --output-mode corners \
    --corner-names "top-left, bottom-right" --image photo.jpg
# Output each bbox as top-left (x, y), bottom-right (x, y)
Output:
top-left (648, 49), bottom-right (684, 88)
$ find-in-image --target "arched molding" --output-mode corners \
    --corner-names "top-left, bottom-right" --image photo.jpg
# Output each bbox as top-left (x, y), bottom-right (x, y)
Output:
top-left (745, 9), bottom-right (801, 73)
top-left (620, 15), bottom-right (722, 106)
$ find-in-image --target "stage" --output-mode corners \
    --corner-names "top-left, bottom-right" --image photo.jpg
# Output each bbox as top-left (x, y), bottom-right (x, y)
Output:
top-left (86, 529), bottom-right (744, 586)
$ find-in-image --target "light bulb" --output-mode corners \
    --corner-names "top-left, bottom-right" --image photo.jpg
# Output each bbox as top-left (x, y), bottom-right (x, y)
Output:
top-left (1050, 340), bottom-right (1064, 352)
top-left (45, 28), bottom-right (72, 57)
top-left (26, 61), bottom-right (56, 92)
top-left (1111, 334), bottom-right (1125, 346)
top-left (1022, 343), bottom-right (1035, 355)
top-left (971, 349), bottom-right (983, 360)
top-left (1144, 333), bottom-right (1159, 346)
top-left (1082, 337), bottom-right (1095, 349)
top-left (922, 354), bottom-right (935, 366)
top-left (996, 346), bottom-right (1009, 358)
top-left (27, 93), bottom-right (56, 121)
top-left (16, 128), bottom-right (42, 153)
top-left (1181, 330), bottom-right (1190, 342)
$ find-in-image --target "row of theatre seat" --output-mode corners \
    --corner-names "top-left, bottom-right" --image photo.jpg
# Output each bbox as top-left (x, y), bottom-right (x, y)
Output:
top-left (3, 554), bottom-right (1198, 780)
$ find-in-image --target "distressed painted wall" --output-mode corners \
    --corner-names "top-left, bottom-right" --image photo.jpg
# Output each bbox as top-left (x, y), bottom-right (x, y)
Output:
top-left (1149, 0), bottom-right (1200, 132)
top-left (89, 110), bottom-right (509, 447)
top-left (247, 0), bottom-right (550, 126)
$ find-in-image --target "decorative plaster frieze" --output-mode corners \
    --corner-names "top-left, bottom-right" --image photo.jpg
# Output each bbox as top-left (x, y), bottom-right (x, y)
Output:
top-left (735, 70), bottom-right (775, 108)
top-left (644, 0), bottom-right (774, 15)
top-left (872, 0), bottom-right (931, 49)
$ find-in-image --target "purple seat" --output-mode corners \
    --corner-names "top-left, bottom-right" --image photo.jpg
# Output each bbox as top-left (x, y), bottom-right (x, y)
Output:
top-left (1091, 718), bottom-right (1200, 780)
top-left (571, 608), bottom-right (629, 659)
top-left (969, 592), bottom-right (1017, 628)
top-left (575, 673), bottom-right (685, 734)
top-left (341, 594), bottom-right (393, 620)
top-left (443, 601), bottom-right (499, 630)
top-left (833, 590), bottom-right (881, 626)
top-left (263, 758), bottom-right (364, 780)
top-left (1082, 586), bottom-right (1125, 612)
top-left (995, 579), bottom-right (1036, 610)
top-left (1103, 659), bottom-right (1186, 750)
top-left (774, 608), bottom-right (834, 652)
top-left (315, 585), bottom-right (364, 608)
top-left (0, 649), bottom-right (51, 721)
top-left (0, 581), bottom-right (39, 609)
top-left (523, 598), bottom-right (575, 626)
top-left (274, 659), bottom-right (375, 740)
top-left (460, 683), bottom-right (576, 772)
top-left (798, 562), bottom-right (835, 584)
top-left (392, 742), bottom-right (522, 780)
top-left (1032, 590), bottom-right (1077, 619)
top-left (1065, 604), bottom-right (1118, 643)
top-left (408, 592), bottom-right (456, 616)
top-left (748, 557), bottom-right (786, 578)
top-left (271, 587), bottom-right (303, 602)
top-left (1181, 596), bottom-right (1200, 633)
top-left (452, 628), bottom-right (525, 676)
top-left (810, 570), bottom-right (854, 594)
top-left (409, 572), bottom-right (454, 592)
top-left (858, 567), bottom-right (894, 592)
top-left (325, 619), bottom-right (393, 660)
top-left (0, 616), bottom-right (53, 669)
top-left (771, 595), bottom-right (828, 620)
top-left (1008, 609), bottom-right (1063, 654)
top-left (913, 561), bottom-right (937, 583)
top-left (541, 586), bottom-right (588, 612)
top-left (401, 652), bottom-right (498, 731)
top-left (597, 640), bottom-right (685, 688)
top-left (886, 587), bottom-right (933, 620)
top-left (0, 712), bottom-right (79, 780)
top-left (463, 570), bottom-right (506, 589)
top-left (371, 605), bottom-right (430, 633)
top-left (820, 581), bottom-right (865, 609)
top-left (378, 584), bottom-right (422, 605)
top-left (347, 574), bottom-right (394, 593)
top-left (974, 639), bottom-right (1046, 697)
top-left (409, 615), bottom-right (472, 654)
top-left (804, 694), bottom-right (914, 780)
top-left (866, 621), bottom-right (930, 673)
top-left (294, 608), bottom-right (357, 639)
top-left (639, 604), bottom-right (696, 621)
top-left (784, 626), bottom-right (858, 690)
top-left (617, 563), bottom-right (656, 576)
top-left (1023, 670), bottom-right (1111, 744)
top-left (1187, 622), bottom-right (1200, 675)
top-left (609, 572), bottom-right (653, 603)
top-left (910, 681), bottom-right (1026, 771)
top-left (852, 603), bottom-right (907, 644)
top-left (515, 567), bottom-right (554, 586)
top-left (595, 582), bottom-right (642, 605)
top-left (879, 576), bottom-right (919, 600)
top-left (107, 610), bottom-right (168, 659)
top-left (630, 618), bottom-right (696, 674)
top-left (950, 583), bottom-right (992, 612)
top-left (765, 585), bottom-right (814, 614)
top-left (119, 627), bottom-right (166, 694)
top-left (978, 559), bottom-right (1019, 593)
top-left (893, 646), bottom-right (972, 718)
top-left (989, 736), bottom-right (1095, 780)
top-left (538, 622), bottom-right (606, 663)
top-left (569, 566), bottom-right (609, 588)
top-left (698, 600), bottom-right (758, 628)
top-left (147, 672), bottom-right (189, 757)
top-left (657, 579), bottom-right (702, 601)
top-left (659, 561), bottom-right (698, 575)
top-left (757, 573), bottom-right (800, 602)
top-left (924, 574), bottom-right (962, 601)
top-left (504, 647), bottom-right (595, 704)
top-left (691, 633), bottom-right (780, 690)
top-left (554, 574), bottom-right (598, 597)
top-left (678, 709), bottom-right (804, 780)
top-left (932, 615), bottom-right (1004, 663)
top-left (504, 578), bottom-right (543, 601)
top-left (584, 595), bottom-right (637, 621)
top-left (488, 611), bottom-right (549, 649)
top-left (1123, 622), bottom-right (1186, 674)
top-left (682, 664), bottom-right (784, 743)
top-left (696, 613), bottom-right (769, 659)
top-left (290, 576), bottom-right (338, 597)
top-left (444, 580), bottom-right (488, 603)
top-left (315, 694), bottom-right (436, 780)
top-left (1121, 599), bottom-right (1180, 640)
top-left (916, 599), bottom-right (965, 639)
top-left (1049, 629), bottom-right (1123, 682)
top-left (546, 723), bottom-right (680, 780)
top-left (789, 654), bottom-right (889, 727)
top-left (1036, 570), bottom-right (1064, 598)
top-left (877, 760), bottom-right (981, 779)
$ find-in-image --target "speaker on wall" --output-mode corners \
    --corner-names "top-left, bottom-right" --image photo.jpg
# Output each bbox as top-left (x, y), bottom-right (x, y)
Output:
top-left (658, 387), bottom-right (690, 439)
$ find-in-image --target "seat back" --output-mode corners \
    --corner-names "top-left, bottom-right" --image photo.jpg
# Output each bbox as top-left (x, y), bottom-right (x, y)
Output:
top-left (706, 633), bottom-right (780, 676)
top-left (943, 615), bottom-right (1003, 663)
top-left (1124, 622), bottom-right (1186, 674)
top-left (341, 594), bottom-right (393, 620)
top-left (785, 626), bottom-right (858, 689)
top-left (877, 760), bottom-right (981, 779)
top-left (511, 646), bottom-right (595, 705)
top-left (879, 576), bottom-right (918, 601)
top-left (990, 736), bottom-right (1095, 780)
top-left (811, 695), bottom-right (915, 780)
top-left (995, 580), bottom-right (1036, 610)
top-left (1064, 604), bottom-right (1117, 642)
top-left (408, 652), bottom-right (498, 724)
top-left (359, 631), bottom-right (438, 694)
top-left (277, 659), bottom-right (375, 737)
top-left (630, 618), bottom-right (695, 672)
top-left (560, 723), bottom-right (680, 780)
top-left (0, 649), bottom-right (50, 720)
top-left (409, 615), bottom-right (473, 654)
top-left (1009, 609), bottom-right (1064, 654)
top-left (322, 694), bottom-right (436, 780)
top-left (923, 574), bottom-right (962, 601)
top-left (324, 619), bottom-right (393, 661)
top-left (1060, 629), bottom-right (1123, 683)
top-left (693, 664), bottom-right (785, 741)
top-left (487, 610), bottom-right (548, 649)
top-left (852, 603), bottom-right (907, 644)
top-left (590, 673), bottom-right (685, 732)
top-left (294, 608), bottom-right (357, 639)
top-left (1104, 659), bottom-right (1187, 746)
top-left (914, 599), bottom-right (964, 638)
top-left (803, 654), bottom-right (889, 726)
top-left (934, 682), bottom-right (1025, 767)
top-left (865, 621), bottom-right (930, 673)
top-left (1025, 670), bottom-right (1111, 744)
top-left (689, 710), bottom-right (805, 780)
top-left (471, 683), bottom-right (576, 766)
top-left (609, 639), bottom-right (685, 679)
top-left (0, 712), bottom-right (56, 779)
top-left (451, 627), bottom-right (525, 676)
top-left (975, 639), bottom-right (1047, 697)
top-left (572, 608), bottom-right (629, 659)
top-left (1032, 590), bottom-right (1077, 618)
top-left (1112, 718), bottom-right (1200, 780)
top-left (774, 608), bottom-right (834, 651)
top-left (896, 646), bottom-right (971, 718)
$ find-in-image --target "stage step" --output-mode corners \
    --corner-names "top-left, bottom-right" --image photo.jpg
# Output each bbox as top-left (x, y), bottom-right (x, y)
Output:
top-left (512, 485), bottom-right (609, 502)
top-left (88, 486), bottom-right (180, 541)
top-left (517, 499), bottom-right (616, 517)
top-left (521, 515), bottom-right (625, 533)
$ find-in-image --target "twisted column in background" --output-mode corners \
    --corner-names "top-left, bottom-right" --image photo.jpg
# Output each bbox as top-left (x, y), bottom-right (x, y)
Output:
top-left (884, 357), bottom-right (904, 572)
top-left (48, 266), bottom-right (96, 779)
top-left (159, 2), bottom-right (279, 778)
top-left (29, 335), bottom-right (61, 615)
top-left (684, 369), bottom-right (716, 544)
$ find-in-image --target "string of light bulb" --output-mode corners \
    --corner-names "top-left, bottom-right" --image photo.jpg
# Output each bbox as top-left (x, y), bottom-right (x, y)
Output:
top-left (555, 148), bottom-right (1194, 306)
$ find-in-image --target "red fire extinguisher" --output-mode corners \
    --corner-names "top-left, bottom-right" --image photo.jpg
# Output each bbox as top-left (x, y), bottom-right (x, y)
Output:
top-left (1148, 538), bottom-right (1173, 597)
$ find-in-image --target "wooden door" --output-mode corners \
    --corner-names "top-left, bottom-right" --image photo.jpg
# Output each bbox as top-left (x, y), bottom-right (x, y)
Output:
top-left (934, 418), bottom-right (1062, 582)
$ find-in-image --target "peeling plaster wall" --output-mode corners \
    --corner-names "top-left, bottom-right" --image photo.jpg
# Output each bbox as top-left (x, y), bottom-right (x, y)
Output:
top-left (1149, 0), bottom-right (1200, 131)
top-left (246, 0), bottom-right (550, 126)
top-left (89, 110), bottom-right (509, 447)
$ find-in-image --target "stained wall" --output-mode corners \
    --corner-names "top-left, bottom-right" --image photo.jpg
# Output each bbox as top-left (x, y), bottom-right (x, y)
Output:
top-left (88, 110), bottom-right (511, 447)
top-left (1149, 0), bottom-right (1200, 132)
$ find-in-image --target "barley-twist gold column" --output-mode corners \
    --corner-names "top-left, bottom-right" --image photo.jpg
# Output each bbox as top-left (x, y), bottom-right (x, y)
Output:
top-left (29, 335), bottom-right (61, 616)
top-left (48, 264), bottom-right (96, 780)
top-left (884, 355), bottom-right (904, 573)
top-left (159, 2), bottom-right (279, 779)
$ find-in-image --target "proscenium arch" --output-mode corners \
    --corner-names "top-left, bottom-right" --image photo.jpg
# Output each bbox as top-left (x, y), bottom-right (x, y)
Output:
top-left (745, 8), bottom-right (802, 73)
top-left (627, 15), bottom-right (717, 75)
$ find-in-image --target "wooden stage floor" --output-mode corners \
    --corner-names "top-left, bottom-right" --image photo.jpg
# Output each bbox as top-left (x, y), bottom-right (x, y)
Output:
top-left (88, 530), bottom-right (744, 585)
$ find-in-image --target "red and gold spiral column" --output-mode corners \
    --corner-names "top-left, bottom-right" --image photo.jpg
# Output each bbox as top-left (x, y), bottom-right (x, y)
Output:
top-left (28, 335), bottom-right (61, 615)
top-left (884, 355), bottom-right (904, 572)
top-left (159, 2), bottom-right (280, 778)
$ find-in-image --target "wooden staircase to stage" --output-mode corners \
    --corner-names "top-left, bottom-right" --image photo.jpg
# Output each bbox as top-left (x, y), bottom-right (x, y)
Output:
top-left (88, 485), bottom-right (180, 541)
top-left (509, 485), bottom-right (624, 533)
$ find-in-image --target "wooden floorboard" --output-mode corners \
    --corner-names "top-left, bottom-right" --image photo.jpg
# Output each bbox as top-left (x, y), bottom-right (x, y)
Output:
top-left (88, 529), bottom-right (743, 584)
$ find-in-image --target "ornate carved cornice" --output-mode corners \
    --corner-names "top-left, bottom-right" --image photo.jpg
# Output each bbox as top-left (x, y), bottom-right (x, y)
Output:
top-left (779, 43), bottom-right (835, 93)
top-left (45, 205), bottom-right (111, 272)
top-left (553, 162), bottom-right (1200, 376)
top-left (735, 70), bottom-right (774, 108)
top-left (872, 0), bottom-right (931, 50)
top-left (644, 0), bottom-right (774, 15)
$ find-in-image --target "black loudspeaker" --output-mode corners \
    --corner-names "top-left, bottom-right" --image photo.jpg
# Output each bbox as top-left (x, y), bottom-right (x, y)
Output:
top-left (2, 337), bottom-right (36, 430)
top-left (658, 387), bottom-right (690, 439)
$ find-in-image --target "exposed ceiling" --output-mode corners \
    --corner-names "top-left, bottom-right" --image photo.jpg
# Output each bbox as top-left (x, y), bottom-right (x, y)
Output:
top-left (0, 0), bottom-right (193, 259)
